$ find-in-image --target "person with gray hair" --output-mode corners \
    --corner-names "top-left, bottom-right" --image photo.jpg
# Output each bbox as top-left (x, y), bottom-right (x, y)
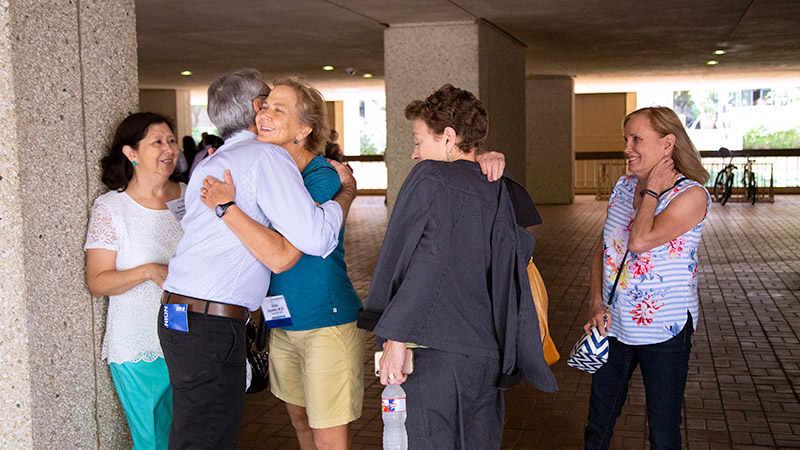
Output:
top-left (158, 68), bottom-right (357, 450)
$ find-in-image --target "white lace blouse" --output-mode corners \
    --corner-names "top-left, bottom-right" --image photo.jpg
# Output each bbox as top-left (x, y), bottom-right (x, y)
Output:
top-left (84, 184), bottom-right (185, 364)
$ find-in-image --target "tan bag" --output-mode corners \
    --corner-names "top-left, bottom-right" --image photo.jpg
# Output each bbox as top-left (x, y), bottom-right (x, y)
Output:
top-left (527, 258), bottom-right (560, 366)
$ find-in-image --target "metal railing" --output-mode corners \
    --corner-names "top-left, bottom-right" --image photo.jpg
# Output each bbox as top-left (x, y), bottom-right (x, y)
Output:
top-left (574, 149), bottom-right (800, 197)
top-left (340, 150), bottom-right (800, 197)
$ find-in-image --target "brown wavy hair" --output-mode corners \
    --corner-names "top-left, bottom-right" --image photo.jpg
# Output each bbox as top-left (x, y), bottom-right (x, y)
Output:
top-left (404, 84), bottom-right (488, 153)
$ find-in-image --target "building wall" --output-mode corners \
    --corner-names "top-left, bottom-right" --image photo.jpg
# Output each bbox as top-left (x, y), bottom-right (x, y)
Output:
top-left (575, 92), bottom-right (637, 152)
top-left (526, 75), bottom-right (575, 204)
top-left (479, 21), bottom-right (526, 184)
top-left (0, 0), bottom-right (138, 448)
top-left (384, 21), bottom-right (525, 213)
top-left (384, 21), bottom-right (481, 213)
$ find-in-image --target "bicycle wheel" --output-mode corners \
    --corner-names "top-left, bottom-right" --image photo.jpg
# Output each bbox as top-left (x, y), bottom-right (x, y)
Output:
top-left (746, 172), bottom-right (757, 204)
top-left (722, 170), bottom-right (734, 205)
top-left (713, 170), bottom-right (728, 203)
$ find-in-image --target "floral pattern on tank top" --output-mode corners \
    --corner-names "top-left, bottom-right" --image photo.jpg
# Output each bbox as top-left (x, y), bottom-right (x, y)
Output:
top-left (602, 175), bottom-right (711, 345)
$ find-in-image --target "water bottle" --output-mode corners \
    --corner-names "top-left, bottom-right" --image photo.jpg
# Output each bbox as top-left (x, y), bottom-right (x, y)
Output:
top-left (381, 384), bottom-right (408, 450)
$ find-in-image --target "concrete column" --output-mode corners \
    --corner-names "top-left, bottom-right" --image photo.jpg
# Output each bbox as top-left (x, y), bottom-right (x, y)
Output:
top-left (140, 88), bottom-right (192, 141)
top-left (384, 20), bottom-right (526, 213)
top-left (0, 1), bottom-right (138, 448)
top-left (526, 75), bottom-right (575, 204)
top-left (175, 89), bottom-right (193, 142)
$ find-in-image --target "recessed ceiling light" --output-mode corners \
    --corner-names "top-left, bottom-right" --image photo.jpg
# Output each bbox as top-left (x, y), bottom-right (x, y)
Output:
top-left (180, 70), bottom-right (192, 76)
top-left (322, 65), bottom-right (334, 71)
top-left (714, 49), bottom-right (726, 55)
top-left (707, 60), bottom-right (718, 65)
top-left (363, 73), bottom-right (373, 78)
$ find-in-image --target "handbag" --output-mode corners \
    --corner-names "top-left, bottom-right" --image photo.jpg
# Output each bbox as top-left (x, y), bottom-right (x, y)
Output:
top-left (567, 251), bottom-right (629, 373)
top-left (245, 313), bottom-right (269, 394)
top-left (527, 258), bottom-right (559, 366)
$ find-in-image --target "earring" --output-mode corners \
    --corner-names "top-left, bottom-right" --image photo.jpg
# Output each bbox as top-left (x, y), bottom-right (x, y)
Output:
top-left (294, 139), bottom-right (298, 145)
top-left (132, 161), bottom-right (137, 166)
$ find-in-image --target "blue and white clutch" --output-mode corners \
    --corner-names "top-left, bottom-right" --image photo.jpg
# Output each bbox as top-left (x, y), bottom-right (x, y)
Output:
top-left (566, 326), bottom-right (608, 374)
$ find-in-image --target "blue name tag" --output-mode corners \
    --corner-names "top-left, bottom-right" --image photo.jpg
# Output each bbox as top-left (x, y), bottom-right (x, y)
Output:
top-left (162, 304), bottom-right (189, 332)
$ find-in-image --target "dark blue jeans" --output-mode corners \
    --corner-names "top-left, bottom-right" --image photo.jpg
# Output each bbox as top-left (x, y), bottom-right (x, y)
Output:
top-left (585, 313), bottom-right (693, 450)
top-left (158, 311), bottom-right (247, 450)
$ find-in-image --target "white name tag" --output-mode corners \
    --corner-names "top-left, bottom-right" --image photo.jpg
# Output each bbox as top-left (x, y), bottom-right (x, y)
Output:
top-left (166, 197), bottom-right (186, 222)
top-left (262, 295), bottom-right (293, 328)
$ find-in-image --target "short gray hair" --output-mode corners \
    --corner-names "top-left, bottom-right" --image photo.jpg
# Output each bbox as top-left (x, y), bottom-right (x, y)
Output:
top-left (207, 69), bottom-right (270, 139)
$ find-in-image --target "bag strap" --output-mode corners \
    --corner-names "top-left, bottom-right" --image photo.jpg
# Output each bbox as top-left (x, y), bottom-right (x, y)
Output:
top-left (607, 250), bottom-right (628, 308)
top-left (658, 176), bottom-right (689, 197)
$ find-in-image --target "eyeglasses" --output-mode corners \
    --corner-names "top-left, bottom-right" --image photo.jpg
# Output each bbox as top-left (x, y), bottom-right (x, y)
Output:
top-left (255, 94), bottom-right (269, 108)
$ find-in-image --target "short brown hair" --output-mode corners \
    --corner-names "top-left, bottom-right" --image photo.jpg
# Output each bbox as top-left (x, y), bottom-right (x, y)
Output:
top-left (272, 75), bottom-right (330, 155)
top-left (624, 107), bottom-right (710, 184)
top-left (404, 84), bottom-right (488, 153)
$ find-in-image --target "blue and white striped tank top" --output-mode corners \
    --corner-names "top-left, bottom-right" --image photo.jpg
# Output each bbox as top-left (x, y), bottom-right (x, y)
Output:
top-left (602, 175), bottom-right (711, 345)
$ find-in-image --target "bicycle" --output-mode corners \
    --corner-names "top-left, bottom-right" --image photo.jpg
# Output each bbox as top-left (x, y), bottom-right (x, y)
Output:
top-left (712, 147), bottom-right (757, 205)
top-left (742, 158), bottom-right (757, 205)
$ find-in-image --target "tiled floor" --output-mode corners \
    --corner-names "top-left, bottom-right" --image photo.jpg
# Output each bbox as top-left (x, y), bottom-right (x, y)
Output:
top-left (238, 194), bottom-right (800, 449)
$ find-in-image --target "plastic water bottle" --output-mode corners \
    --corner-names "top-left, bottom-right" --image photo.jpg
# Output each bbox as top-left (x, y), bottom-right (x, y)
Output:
top-left (381, 384), bottom-right (408, 450)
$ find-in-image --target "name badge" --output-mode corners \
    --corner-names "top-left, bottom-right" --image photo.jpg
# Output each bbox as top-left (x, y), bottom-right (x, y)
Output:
top-left (262, 295), bottom-right (293, 328)
top-left (166, 197), bottom-right (186, 222)
top-left (162, 304), bottom-right (189, 332)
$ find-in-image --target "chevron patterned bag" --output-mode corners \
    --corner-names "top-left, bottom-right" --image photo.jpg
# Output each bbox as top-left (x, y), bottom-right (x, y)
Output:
top-left (567, 250), bottom-right (629, 374)
top-left (567, 325), bottom-right (609, 373)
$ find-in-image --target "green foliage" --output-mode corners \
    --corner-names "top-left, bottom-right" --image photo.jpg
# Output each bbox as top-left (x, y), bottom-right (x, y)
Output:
top-left (360, 132), bottom-right (380, 155)
top-left (743, 126), bottom-right (800, 149)
top-left (690, 90), bottom-right (717, 115)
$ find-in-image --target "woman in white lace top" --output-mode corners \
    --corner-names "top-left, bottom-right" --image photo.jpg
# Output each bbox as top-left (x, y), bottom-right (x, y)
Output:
top-left (85, 113), bottom-right (185, 450)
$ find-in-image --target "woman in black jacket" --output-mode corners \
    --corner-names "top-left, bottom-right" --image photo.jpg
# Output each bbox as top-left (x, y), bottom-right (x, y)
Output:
top-left (359, 85), bottom-right (557, 449)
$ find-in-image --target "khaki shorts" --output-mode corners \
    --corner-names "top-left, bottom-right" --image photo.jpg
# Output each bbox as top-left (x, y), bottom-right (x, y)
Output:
top-left (269, 321), bottom-right (365, 428)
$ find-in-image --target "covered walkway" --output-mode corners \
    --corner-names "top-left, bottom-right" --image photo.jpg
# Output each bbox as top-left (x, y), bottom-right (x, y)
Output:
top-left (238, 194), bottom-right (800, 449)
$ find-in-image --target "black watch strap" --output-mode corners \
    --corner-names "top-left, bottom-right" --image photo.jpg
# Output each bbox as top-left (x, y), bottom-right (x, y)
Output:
top-left (215, 201), bottom-right (236, 218)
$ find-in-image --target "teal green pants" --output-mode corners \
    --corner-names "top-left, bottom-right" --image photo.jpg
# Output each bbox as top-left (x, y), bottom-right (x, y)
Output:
top-left (109, 358), bottom-right (172, 450)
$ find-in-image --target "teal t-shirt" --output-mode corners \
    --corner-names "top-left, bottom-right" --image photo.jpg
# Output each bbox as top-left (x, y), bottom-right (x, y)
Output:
top-left (267, 155), bottom-right (362, 330)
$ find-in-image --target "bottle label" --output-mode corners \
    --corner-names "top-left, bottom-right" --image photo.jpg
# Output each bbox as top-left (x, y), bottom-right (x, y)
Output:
top-left (381, 397), bottom-right (407, 413)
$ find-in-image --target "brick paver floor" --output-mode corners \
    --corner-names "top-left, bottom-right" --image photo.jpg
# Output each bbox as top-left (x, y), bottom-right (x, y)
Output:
top-left (238, 194), bottom-right (800, 449)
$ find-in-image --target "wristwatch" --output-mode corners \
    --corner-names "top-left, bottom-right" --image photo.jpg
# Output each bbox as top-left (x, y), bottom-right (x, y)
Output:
top-left (215, 201), bottom-right (236, 218)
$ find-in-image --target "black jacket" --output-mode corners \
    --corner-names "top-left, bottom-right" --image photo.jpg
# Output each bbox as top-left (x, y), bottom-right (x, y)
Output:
top-left (358, 160), bottom-right (557, 392)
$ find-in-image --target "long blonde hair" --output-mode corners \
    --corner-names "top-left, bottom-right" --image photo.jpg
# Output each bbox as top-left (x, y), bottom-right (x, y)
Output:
top-left (624, 107), bottom-right (710, 184)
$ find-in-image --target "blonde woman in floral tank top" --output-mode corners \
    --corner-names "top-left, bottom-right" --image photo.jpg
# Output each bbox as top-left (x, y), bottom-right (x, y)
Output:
top-left (583, 107), bottom-right (711, 450)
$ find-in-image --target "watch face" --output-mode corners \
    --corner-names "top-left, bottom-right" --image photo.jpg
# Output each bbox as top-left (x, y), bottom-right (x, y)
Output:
top-left (215, 205), bottom-right (224, 217)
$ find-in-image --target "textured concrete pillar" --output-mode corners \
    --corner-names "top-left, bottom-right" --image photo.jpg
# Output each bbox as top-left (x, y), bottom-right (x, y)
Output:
top-left (526, 75), bottom-right (575, 204)
top-left (384, 20), bottom-right (525, 213)
top-left (0, 1), bottom-right (138, 448)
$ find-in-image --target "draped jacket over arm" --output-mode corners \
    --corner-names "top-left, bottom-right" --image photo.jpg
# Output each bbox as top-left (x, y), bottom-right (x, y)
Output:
top-left (358, 160), bottom-right (557, 392)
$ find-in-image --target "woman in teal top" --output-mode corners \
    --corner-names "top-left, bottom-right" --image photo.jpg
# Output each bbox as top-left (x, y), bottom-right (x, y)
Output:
top-left (268, 154), bottom-right (362, 332)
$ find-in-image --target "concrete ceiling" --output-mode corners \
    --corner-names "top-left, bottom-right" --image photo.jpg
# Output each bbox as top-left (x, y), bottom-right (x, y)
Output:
top-left (136, 0), bottom-right (800, 92)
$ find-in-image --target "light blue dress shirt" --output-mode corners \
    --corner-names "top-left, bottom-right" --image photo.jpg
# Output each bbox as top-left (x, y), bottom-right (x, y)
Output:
top-left (163, 130), bottom-right (343, 311)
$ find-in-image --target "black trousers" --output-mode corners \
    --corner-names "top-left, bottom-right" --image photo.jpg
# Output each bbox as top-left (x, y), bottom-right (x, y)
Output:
top-left (158, 311), bottom-right (247, 450)
top-left (403, 348), bottom-right (504, 450)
